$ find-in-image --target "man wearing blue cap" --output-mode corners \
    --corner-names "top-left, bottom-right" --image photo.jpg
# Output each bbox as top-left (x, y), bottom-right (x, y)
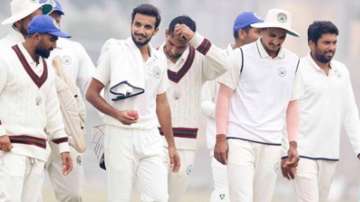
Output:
top-left (41, 1), bottom-right (95, 201)
top-left (231, 11), bottom-right (262, 50)
top-left (0, 15), bottom-right (72, 202)
top-left (0, 0), bottom-right (53, 49)
top-left (201, 11), bottom-right (262, 202)
top-left (214, 9), bottom-right (300, 202)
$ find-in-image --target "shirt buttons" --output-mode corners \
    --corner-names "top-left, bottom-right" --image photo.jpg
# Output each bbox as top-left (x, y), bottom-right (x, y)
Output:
top-left (173, 91), bottom-right (181, 100)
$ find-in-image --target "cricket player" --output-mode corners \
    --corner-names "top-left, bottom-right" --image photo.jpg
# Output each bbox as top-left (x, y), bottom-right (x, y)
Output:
top-left (43, 1), bottom-right (95, 201)
top-left (201, 11), bottom-right (262, 202)
top-left (86, 4), bottom-right (180, 202)
top-left (158, 15), bottom-right (228, 202)
top-left (0, 15), bottom-right (73, 202)
top-left (281, 21), bottom-right (360, 202)
top-left (214, 9), bottom-right (300, 202)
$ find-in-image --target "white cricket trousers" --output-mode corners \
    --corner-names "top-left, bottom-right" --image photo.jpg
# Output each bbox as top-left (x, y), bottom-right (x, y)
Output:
top-left (293, 158), bottom-right (337, 202)
top-left (166, 149), bottom-right (196, 202)
top-left (104, 125), bottom-right (168, 202)
top-left (227, 139), bottom-right (281, 202)
top-left (209, 152), bottom-right (230, 202)
top-left (0, 151), bottom-right (45, 202)
top-left (44, 143), bottom-right (84, 202)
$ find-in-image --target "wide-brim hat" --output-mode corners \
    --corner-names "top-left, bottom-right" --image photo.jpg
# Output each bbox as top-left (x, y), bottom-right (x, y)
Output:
top-left (251, 8), bottom-right (300, 37)
top-left (1, 0), bottom-right (53, 25)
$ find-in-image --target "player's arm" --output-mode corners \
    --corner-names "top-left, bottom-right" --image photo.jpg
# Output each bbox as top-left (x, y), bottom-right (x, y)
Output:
top-left (174, 24), bottom-right (228, 81)
top-left (156, 92), bottom-right (180, 172)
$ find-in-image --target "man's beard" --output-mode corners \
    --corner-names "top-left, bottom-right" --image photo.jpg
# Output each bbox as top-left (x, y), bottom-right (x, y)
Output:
top-left (131, 34), bottom-right (151, 48)
top-left (35, 47), bottom-right (51, 58)
top-left (314, 51), bottom-right (334, 64)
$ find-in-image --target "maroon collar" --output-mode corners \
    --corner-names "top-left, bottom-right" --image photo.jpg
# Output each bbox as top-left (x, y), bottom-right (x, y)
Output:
top-left (167, 46), bottom-right (195, 83)
top-left (12, 45), bottom-right (48, 88)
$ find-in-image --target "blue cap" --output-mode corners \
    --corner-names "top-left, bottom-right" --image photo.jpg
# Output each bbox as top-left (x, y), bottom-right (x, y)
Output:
top-left (53, 0), bottom-right (64, 15)
top-left (28, 15), bottom-right (70, 38)
top-left (233, 12), bottom-right (263, 33)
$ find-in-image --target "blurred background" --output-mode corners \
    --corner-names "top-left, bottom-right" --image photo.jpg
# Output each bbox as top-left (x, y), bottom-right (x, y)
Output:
top-left (1, 0), bottom-right (360, 201)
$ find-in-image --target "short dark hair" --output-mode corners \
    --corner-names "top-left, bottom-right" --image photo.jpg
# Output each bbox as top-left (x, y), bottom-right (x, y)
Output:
top-left (131, 4), bottom-right (161, 29)
top-left (168, 15), bottom-right (196, 33)
top-left (233, 25), bottom-right (251, 39)
top-left (307, 21), bottom-right (339, 43)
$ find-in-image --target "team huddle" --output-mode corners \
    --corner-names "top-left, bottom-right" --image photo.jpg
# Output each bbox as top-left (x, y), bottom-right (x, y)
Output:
top-left (0, 1), bottom-right (359, 202)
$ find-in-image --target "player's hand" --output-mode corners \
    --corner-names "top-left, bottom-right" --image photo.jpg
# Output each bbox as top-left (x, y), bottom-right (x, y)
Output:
top-left (174, 24), bottom-right (195, 42)
top-left (168, 146), bottom-right (180, 172)
top-left (61, 152), bottom-right (73, 176)
top-left (286, 141), bottom-right (299, 168)
top-left (0, 135), bottom-right (12, 152)
top-left (281, 141), bottom-right (299, 180)
top-left (281, 158), bottom-right (297, 180)
top-left (214, 134), bottom-right (228, 165)
top-left (115, 110), bottom-right (139, 125)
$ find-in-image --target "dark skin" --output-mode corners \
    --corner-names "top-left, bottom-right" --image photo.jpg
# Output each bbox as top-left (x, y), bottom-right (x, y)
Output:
top-left (0, 33), bottom-right (73, 176)
top-left (309, 33), bottom-right (337, 75)
top-left (163, 24), bottom-right (195, 63)
top-left (131, 13), bottom-right (158, 60)
top-left (233, 27), bottom-right (261, 48)
top-left (260, 28), bottom-right (287, 58)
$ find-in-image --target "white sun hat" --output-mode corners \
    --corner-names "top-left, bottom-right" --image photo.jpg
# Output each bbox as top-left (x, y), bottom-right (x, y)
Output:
top-left (1, 0), bottom-right (53, 25)
top-left (251, 8), bottom-right (300, 37)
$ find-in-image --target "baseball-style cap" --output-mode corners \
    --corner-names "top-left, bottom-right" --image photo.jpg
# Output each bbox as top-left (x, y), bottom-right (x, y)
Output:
top-left (251, 8), bottom-right (300, 37)
top-left (233, 11), bottom-right (263, 33)
top-left (53, 0), bottom-right (64, 15)
top-left (28, 15), bottom-right (70, 38)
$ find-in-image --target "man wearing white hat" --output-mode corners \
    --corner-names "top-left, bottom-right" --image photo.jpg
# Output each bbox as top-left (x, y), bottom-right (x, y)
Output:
top-left (214, 8), bottom-right (301, 202)
top-left (0, 0), bottom-right (53, 48)
top-left (201, 11), bottom-right (262, 202)
top-left (43, 1), bottom-right (95, 201)
top-left (0, 14), bottom-right (73, 202)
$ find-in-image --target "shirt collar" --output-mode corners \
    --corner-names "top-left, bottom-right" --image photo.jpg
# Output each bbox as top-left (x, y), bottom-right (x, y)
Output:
top-left (256, 38), bottom-right (285, 59)
top-left (126, 37), bottom-right (156, 59)
top-left (307, 52), bottom-right (334, 73)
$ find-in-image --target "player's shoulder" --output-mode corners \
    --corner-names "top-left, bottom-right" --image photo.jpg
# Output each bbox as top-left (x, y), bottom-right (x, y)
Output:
top-left (100, 38), bottom-right (128, 53)
top-left (331, 59), bottom-right (349, 75)
top-left (282, 48), bottom-right (299, 61)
